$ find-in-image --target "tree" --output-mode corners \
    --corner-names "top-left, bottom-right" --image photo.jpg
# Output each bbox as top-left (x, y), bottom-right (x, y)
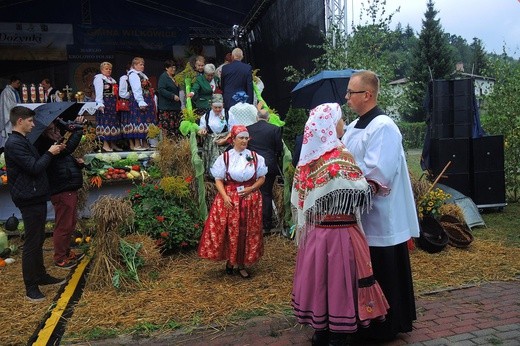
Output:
top-left (404, 0), bottom-right (454, 122)
top-left (470, 37), bottom-right (489, 75)
top-left (480, 57), bottom-right (520, 201)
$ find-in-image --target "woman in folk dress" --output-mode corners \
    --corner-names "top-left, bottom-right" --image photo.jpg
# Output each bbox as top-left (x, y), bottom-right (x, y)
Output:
top-left (198, 125), bottom-right (266, 279)
top-left (93, 62), bottom-right (122, 152)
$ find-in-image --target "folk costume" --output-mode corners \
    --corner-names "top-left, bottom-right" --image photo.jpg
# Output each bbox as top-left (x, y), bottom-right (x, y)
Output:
top-left (227, 92), bottom-right (258, 127)
top-left (342, 106), bottom-right (419, 339)
top-left (122, 69), bottom-right (156, 141)
top-left (291, 103), bottom-right (389, 336)
top-left (93, 73), bottom-right (121, 142)
top-left (198, 104), bottom-right (229, 177)
top-left (198, 126), bottom-right (267, 268)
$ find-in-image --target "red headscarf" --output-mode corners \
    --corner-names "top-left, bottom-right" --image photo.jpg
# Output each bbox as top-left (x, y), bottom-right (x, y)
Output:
top-left (227, 125), bottom-right (249, 144)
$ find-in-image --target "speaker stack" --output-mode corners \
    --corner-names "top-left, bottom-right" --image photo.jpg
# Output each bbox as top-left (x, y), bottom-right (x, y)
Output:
top-left (429, 79), bottom-right (506, 208)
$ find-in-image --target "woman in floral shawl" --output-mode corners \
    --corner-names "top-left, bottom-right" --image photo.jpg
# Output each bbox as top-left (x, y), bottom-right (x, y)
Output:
top-left (198, 125), bottom-right (267, 279)
top-left (291, 103), bottom-right (389, 346)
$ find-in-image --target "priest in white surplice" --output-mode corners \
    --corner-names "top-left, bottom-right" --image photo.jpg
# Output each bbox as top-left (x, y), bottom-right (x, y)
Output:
top-left (341, 70), bottom-right (419, 342)
top-left (0, 76), bottom-right (21, 148)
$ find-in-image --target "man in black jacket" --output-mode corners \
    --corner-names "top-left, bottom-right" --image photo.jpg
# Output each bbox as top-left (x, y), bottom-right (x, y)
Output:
top-left (247, 108), bottom-right (283, 233)
top-left (4, 106), bottom-right (65, 302)
top-left (36, 117), bottom-right (85, 270)
top-left (221, 48), bottom-right (253, 113)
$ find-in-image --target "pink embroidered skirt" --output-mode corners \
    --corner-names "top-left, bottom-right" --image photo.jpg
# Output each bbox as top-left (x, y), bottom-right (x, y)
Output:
top-left (292, 222), bottom-right (389, 333)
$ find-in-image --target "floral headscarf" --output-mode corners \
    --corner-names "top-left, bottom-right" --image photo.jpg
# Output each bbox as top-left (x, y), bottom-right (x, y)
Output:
top-left (291, 103), bottom-right (372, 245)
top-left (298, 103), bottom-right (343, 166)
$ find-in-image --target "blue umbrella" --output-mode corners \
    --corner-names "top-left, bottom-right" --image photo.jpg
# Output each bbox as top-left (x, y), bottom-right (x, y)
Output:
top-left (26, 102), bottom-right (85, 144)
top-left (291, 69), bottom-right (359, 109)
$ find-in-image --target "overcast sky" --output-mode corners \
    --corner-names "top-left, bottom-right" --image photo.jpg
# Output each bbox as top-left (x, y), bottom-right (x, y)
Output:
top-left (348, 0), bottom-right (520, 58)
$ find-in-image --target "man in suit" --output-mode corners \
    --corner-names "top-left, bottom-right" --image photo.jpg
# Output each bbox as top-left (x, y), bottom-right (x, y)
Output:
top-left (221, 48), bottom-right (253, 113)
top-left (41, 79), bottom-right (58, 103)
top-left (247, 108), bottom-right (283, 234)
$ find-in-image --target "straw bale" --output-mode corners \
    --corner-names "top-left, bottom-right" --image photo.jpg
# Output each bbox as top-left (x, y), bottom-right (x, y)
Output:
top-left (410, 173), bottom-right (430, 202)
top-left (157, 137), bottom-right (193, 178)
top-left (88, 196), bottom-right (135, 289)
top-left (123, 233), bottom-right (163, 267)
top-left (439, 203), bottom-right (465, 222)
top-left (273, 182), bottom-right (284, 228)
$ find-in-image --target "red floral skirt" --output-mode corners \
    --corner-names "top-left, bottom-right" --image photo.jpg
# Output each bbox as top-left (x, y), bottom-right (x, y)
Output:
top-left (198, 183), bottom-right (263, 266)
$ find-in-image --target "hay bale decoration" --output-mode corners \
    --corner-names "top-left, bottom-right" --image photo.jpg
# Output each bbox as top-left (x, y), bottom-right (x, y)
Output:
top-left (87, 195), bottom-right (135, 289)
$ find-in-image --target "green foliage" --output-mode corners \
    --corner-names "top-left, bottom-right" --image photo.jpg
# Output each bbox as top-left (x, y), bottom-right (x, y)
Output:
top-left (480, 57), bottom-right (520, 202)
top-left (282, 107), bottom-right (307, 152)
top-left (127, 183), bottom-right (203, 252)
top-left (112, 239), bottom-right (144, 288)
top-left (470, 38), bottom-right (489, 75)
top-left (398, 121), bottom-right (426, 150)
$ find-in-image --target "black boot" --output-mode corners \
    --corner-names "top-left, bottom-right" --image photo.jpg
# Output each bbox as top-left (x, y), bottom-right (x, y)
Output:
top-left (328, 332), bottom-right (347, 346)
top-left (311, 329), bottom-right (329, 346)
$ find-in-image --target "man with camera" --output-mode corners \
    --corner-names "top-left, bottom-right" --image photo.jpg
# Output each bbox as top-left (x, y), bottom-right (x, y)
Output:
top-left (4, 106), bottom-right (66, 302)
top-left (35, 115), bottom-right (86, 270)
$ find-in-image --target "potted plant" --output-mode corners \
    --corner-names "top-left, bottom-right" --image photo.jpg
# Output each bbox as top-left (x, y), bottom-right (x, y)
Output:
top-left (147, 124), bottom-right (161, 148)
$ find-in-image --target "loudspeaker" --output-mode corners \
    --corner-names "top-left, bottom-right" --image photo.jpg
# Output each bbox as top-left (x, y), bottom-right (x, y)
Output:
top-left (472, 136), bottom-right (505, 172)
top-left (452, 79), bottom-right (473, 96)
top-left (453, 123), bottom-right (473, 138)
top-left (432, 80), bottom-right (450, 97)
top-left (438, 173), bottom-right (472, 197)
top-left (472, 171), bottom-right (506, 206)
top-left (430, 138), bottom-right (470, 174)
top-left (431, 124), bottom-right (452, 139)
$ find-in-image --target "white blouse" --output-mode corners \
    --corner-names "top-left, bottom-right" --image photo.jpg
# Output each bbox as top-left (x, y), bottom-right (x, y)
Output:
top-left (119, 75), bottom-right (130, 99)
top-left (128, 69), bottom-right (149, 107)
top-left (93, 74), bottom-right (117, 108)
top-left (199, 109), bottom-right (228, 134)
top-left (210, 148), bottom-right (267, 182)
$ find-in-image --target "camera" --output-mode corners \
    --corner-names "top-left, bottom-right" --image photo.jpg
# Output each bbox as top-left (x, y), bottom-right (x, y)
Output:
top-left (55, 117), bottom-right (84, 132)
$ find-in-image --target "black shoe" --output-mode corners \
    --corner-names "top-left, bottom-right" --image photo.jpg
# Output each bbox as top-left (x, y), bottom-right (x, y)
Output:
top-left (39, 274), bottom-right (66, 286)
top-left (312, 330), bottom-right (329, 346)
top-left (225, 262), bottom-right (234, 275)
top-left (26, 286), bottom-right (45, 302)
top-left (328, 332), bottom-right (347, 346)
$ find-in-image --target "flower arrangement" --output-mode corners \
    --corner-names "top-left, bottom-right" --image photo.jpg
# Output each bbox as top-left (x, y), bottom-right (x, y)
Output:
top-left (147, 124), bottom-right (160, 139)
top-left (417, 188), bottom-right (451, 219)
top-left (159, 176), bottom-right (190, 198)
top-left (127, 182), bottom-right (203, 253)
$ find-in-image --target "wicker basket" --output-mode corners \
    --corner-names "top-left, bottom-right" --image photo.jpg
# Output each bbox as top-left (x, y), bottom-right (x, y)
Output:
top-left (418, 216), bottom-right (449, 253)
top-left (439, 215), bottom-right (474, 248)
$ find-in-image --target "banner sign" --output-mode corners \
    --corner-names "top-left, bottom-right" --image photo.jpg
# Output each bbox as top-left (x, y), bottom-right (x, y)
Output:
top-left (77, 25), bottom-right (188, 51)
top-left (0, 22), bottom-right (73, 60)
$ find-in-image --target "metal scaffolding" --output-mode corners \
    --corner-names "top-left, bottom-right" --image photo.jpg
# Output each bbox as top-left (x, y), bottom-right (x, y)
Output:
top-left (324, 0), bottom-right (347, 35)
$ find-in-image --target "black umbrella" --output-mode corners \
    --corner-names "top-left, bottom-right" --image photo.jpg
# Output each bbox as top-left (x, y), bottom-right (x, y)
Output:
top-left (26, 102), bottom-right (85, 144)
top-left (291, 69), bottom-right (359, 110)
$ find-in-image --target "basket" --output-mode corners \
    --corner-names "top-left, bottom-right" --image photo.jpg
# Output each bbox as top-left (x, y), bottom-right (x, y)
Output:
top-left (418, 216), bottom-right (449, 253)
top-left (439, 215), bottom-right (474, 248)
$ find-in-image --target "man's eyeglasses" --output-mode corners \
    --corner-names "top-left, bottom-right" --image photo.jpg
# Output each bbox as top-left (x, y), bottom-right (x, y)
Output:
top-left (345, 90), bottom-right (367, 98)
